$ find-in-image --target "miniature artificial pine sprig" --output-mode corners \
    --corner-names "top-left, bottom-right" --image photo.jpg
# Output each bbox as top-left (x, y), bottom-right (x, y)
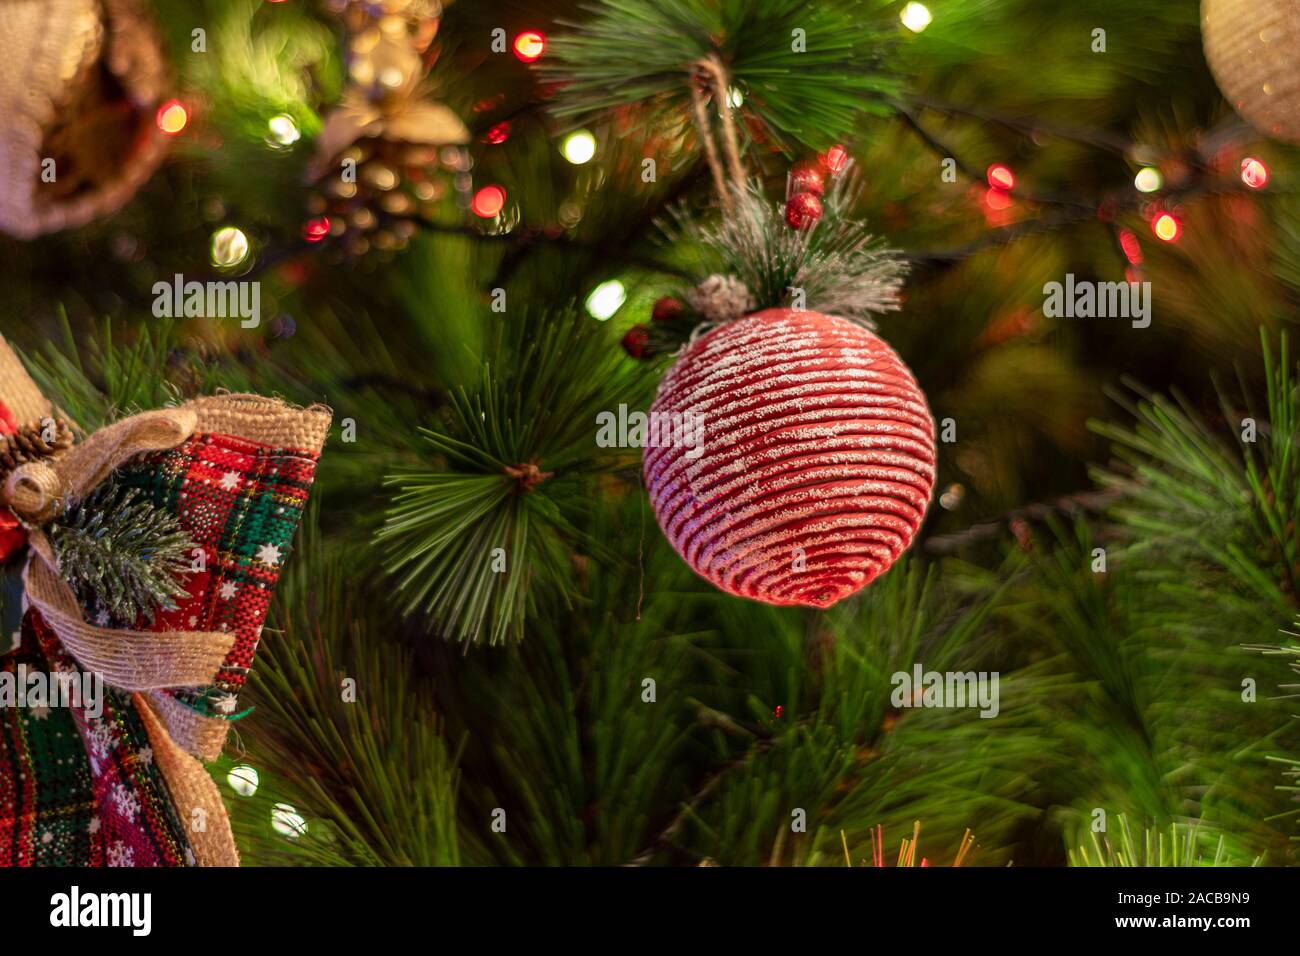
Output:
top-left (48, 479), bottom-right (195, 625)
top-left (664, 167), bottom-right (908, 326)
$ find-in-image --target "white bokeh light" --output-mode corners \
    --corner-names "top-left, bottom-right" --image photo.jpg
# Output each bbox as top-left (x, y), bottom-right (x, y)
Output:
top-left (586, 280), bottom-right (627, 320)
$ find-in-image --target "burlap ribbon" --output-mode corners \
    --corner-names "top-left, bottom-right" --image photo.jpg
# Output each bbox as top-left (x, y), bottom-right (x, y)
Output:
top-left (0, 0), bottom-right (172, 238)
top-left (8, 410), bottom-right (238, 694)
top-left (0, 336), bottom-right (329, 867)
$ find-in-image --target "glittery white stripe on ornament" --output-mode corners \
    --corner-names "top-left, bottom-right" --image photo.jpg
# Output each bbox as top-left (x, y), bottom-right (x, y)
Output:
top-left (644, 309), bottom-right (935, 608)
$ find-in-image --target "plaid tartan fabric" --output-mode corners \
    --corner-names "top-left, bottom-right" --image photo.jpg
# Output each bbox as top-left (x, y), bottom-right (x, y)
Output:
top-left (118, 430), bottom-right (321, 713)
top-left (0, 612), bottom-right (191, 866)
top-left (0, 615), bottom-right (100, 866)
top-left (0, 426), bottom-right (322, 866)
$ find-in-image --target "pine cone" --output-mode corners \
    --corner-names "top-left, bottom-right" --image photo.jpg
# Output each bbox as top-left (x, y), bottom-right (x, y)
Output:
top-left (688, 274), bottom-right (755, 324)
top-left (0, 418), bottom-right (74, 476)
top-left (308, 0), bottom-right (469, 260)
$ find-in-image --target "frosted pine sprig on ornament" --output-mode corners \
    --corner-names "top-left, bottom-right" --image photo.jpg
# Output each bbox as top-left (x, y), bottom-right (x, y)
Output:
top-left (48, 479), bottom-right (195, 627)
top-left (662, 159), bottom-right (908, 332)
top-left (624, 159), bottom-right (908, 362)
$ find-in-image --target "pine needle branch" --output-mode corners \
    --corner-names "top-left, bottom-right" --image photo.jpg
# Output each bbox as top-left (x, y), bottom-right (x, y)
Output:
top-left (1068, 815), bottom-right (1261, 867)
top-left (378, 307), bottom-right (655, 645)
top-left (544, 0), bottom-right (902, 151)
top-left (227, 515), bottom-right (463, 866)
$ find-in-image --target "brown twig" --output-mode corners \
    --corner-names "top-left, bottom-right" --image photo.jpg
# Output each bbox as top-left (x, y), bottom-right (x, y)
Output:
top-left (689, 64), bottom-right (732, 212)
top-left (923, 487), bottom-right (1124, 556)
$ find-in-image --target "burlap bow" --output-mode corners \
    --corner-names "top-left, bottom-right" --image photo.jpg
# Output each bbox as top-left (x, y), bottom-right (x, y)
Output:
top-left (0, 0), bottom-right (171, 238)
top-left (6, 408), bottom-right (238, 693)
top-left (0, 336), bottom-right (328, 866)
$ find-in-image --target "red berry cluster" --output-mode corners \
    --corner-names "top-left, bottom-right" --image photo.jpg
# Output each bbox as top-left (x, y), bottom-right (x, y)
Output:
top-left (621, 325), bottom-right (650, 359)
top-left (783, 153), bottom-right (843, 230)
top-left (621, 296), bottom-right (688, 359)
top-left (622, 148), bottom-right (850, 361)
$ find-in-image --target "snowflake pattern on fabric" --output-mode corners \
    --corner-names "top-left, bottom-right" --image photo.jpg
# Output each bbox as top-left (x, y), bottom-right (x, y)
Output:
top-left (86, 721), bottom-right (118, 762)
top-left (107, 840), bottom-right (134, 868)
top-left (118, 431), bottom-right (319, 700)
top-left (111, 782), bottom-right (142, 822)
top-left (0, 613), bottom-right (190, 866)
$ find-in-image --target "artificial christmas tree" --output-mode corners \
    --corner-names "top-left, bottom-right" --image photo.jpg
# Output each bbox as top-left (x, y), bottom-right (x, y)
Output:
top-left (0, 0), bottom-right (1294, 890)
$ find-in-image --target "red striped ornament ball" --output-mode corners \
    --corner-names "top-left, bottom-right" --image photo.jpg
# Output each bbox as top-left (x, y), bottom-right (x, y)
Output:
top-left (643, 308), bottom-right (935, 608)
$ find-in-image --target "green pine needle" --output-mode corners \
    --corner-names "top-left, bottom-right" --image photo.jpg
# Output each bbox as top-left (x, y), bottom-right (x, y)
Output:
top-left (227, 517), bottom-right (463, 867)
top-left (49, 480), bottom-right (196, 626)
top-left (378, 307), bottom-right (654, 645)
top-left (1090, 333), bottom-right (1300, 629)
top-left (19, 315), bottom-right (268, 432)
top-left (545, 0), bottom-right (902, 150)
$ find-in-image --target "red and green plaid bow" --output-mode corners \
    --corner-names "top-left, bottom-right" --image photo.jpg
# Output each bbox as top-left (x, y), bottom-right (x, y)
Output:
top-left (0, 335), bottom-right (330, 866)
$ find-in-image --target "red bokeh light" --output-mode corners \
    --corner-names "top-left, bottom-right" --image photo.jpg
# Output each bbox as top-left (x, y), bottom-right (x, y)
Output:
top-left (984, 187), bottom-right (1013, 211)
top-left (986, 164), bottom-right (1015, 191)
top-left (1240, 157), bottom-right (1269, 189)
top-left (484, 121), bottom-right (511, 145)
top-left (820, 144), bottom-right (849, 174)
top-left (513, 31), bottom-right (546, 63)
top-left (472, 185), bottom-right (507, 218)
top-left (302, 217), bottom-right (330, 243)
top-left (1118, 228), bottom-right (1142, 264)
top-left (1152, 212), bottom-right (1180, 242)
top-left (156, 100), bottom-right (188, 135)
